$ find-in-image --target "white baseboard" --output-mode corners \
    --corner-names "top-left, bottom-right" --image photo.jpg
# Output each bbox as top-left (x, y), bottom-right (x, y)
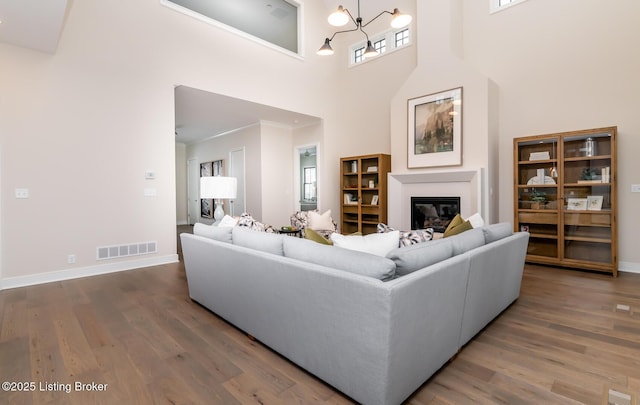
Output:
top-left (619, 261), bottom-right (640, 274)
top-left (0, 254), bottom-right (179, 291)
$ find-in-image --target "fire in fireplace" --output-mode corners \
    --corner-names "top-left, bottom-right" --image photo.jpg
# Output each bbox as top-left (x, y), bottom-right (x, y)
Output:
top-left (411, 197), bottom-right (460, 233)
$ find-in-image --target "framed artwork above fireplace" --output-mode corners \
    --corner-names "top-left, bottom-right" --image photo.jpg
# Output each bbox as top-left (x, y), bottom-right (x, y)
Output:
top-left (408, 87), bottom-right (462, 168)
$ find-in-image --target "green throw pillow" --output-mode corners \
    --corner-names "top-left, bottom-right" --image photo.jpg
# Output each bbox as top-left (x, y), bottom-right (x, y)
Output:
top-left (443, 214), bottom-right (473, 238)
top-left (305, 228), bottom-right (333, 245)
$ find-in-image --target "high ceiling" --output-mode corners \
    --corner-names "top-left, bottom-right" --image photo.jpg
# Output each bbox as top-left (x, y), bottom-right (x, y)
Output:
top-left (1, 0), bottom-right (401, 144)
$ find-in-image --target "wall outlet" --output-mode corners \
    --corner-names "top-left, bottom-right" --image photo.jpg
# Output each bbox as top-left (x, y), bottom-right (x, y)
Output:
top-left (67, 254), bottom-right (76, 264)
top-left (15, 188), bottom-right (29, 198)
top-left (631, 184), bottom-right (640, 193)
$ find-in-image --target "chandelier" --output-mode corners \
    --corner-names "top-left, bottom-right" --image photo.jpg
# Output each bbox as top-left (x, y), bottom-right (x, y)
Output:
top-left (317, 0), bottom-right (412, 57)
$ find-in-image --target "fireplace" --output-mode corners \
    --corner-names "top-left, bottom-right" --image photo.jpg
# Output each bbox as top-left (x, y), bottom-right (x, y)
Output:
top-left (411, 197), bottom-right (460, 232)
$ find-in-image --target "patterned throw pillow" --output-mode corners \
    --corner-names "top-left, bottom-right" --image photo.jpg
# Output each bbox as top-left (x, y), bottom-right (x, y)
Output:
top-left (236, 213), bottom-right (277, 233)
top-left (377, 223), bottom-right (434, 247)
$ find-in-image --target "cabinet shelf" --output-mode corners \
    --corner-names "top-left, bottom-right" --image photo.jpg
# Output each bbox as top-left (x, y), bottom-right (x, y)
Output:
top-left (514, 127), bottom-right (617, 276)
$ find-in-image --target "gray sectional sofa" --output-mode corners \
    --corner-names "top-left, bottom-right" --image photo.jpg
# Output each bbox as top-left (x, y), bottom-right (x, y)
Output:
top-left (180, 223), bottom-right (529, 405)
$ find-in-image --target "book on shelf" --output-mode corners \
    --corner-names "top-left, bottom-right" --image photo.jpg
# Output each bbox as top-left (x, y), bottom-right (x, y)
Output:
top-left (577, 179), bottom-right (602, 184)
top-left (602, 166), bottom-right (610, 183)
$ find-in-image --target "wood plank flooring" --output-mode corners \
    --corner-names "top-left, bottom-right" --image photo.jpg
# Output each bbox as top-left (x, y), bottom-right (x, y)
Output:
top-left (2, 234), bottom-right (640, 404)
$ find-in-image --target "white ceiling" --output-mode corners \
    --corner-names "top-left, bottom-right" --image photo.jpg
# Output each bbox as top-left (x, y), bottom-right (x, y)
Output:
top-left (0, 0), bottom-right (68, 53)
top-left (174, 86), bottom-right (321, 145)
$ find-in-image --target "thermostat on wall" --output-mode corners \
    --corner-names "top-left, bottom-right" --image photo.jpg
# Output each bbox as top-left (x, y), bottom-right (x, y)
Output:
top-left (145, 170), bottom-right (156, 179)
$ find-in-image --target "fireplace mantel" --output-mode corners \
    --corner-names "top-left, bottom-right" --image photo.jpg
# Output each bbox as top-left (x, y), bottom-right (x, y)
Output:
top-left (387, 168), bottom-right (486, 230)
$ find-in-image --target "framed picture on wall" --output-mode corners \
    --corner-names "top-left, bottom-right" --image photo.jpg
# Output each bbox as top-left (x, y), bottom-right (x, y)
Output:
top-left (200, 162), bottom-right (212, 177)
top-left (408, 87), bottom-right (462, 168)
top-left (212, 159), bottom-right (223, 176)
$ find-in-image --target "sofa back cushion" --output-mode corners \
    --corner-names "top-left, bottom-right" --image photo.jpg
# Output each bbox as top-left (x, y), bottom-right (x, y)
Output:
top-left (449, 227), bottom-right (486, 256)
top-left (482, 222), bottom-right (513, 244)
top-left (232, 226), bottom-right (284, 256)
top-left (329, 231), bottom-right (399, 257)
top-left (193, 223), bottom-right (233, 243)
top-left (282, 237), bottom-right (396, 281)
top-left (386, 238), bottom-right (454, 276)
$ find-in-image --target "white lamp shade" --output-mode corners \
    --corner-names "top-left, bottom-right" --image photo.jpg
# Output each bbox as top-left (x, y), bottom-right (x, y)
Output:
top-left (200, 176), bottom-right (237, 199)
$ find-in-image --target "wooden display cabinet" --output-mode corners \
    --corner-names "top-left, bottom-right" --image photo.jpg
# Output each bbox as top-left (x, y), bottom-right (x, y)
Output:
top-left (514, 127), bottom-right (617, 276)
top-left (340, 154), bottom-right (391, 235)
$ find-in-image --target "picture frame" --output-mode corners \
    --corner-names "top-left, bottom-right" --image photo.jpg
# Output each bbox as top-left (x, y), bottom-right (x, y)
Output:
top-left (408, 87), bottom-right (462, 168)
top-left (200, 198), bottom-right (213, 219)
top-left (587, 195), bottom-right (604, 211)
top-left (371, 195), bottom-right (379, 205)
top-left (567, 198), bottom-right (588, 211)
top-left (200, 161), bottom-right (212, 177)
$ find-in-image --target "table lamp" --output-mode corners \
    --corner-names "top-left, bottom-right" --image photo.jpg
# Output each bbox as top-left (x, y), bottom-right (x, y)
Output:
top-left (200, 176), bottom-right (237, 225)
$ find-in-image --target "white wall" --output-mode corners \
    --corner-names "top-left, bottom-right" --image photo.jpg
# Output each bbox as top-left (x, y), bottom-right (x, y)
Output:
top-left (260, 122), bottom-right (294, 226)
top-left (175, 143), bottom-right (188, 225)
top-left (0, 0), bottom-right (337, 284)
top-left (461, 0), bottom-right (640, 270)
top-left (185, 125), bottom-right (262, 225)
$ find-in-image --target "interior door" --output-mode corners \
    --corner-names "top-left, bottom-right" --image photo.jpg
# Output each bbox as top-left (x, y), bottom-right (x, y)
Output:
top-left (228, 148), bottom-right (245, 216)
top-left (188, 157), bottom-right (200, 225)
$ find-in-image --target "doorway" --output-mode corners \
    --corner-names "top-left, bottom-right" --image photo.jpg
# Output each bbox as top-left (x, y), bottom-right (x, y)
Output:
top-left (294, 144), bottom-right (319, 212)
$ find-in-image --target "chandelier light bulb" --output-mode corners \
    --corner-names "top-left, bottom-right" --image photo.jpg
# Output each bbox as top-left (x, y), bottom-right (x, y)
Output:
top-left (390, 8), bottom-right (412, 28)
top-left (328, 5), bottom-right (349, 26)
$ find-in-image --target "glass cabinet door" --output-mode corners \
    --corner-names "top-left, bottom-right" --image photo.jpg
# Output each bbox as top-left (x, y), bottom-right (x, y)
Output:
top-left (515, 137), bottom-right (560, 259)
top-left (562, 131), bottom-right (614, 264)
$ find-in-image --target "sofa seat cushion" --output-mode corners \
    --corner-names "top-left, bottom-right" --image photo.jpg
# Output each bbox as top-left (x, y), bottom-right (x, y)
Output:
top-left (232, 226), bottom-right (284, 255)
top-left (330, 231), bottom-right (399, 257)
top-left (282, 237), bottom-right (396, 280)
top-left (386, 238), bottom-right (454, 276)
top-left (193, 223), bottom-right (233, 243)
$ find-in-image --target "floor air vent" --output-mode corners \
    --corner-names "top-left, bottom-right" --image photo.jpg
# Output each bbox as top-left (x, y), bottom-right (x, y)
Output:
top-left (97, 241), bottom-right (157, 260)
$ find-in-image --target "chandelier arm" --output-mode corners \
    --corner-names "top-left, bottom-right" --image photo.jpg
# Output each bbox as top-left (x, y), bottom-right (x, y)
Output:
top-left (360, 10), bottom-right (393, 28)
top-left (328, 25), bottom-right (361, 42)
top-left (342, 8), bottom-right (358, 27)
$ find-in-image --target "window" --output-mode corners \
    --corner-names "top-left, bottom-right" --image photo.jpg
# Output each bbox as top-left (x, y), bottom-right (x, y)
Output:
top-left (354, 47), bottom-right (365, 63)
top-left (374, 38), bottom-right (386, 54)
top-left (350, 26), bottom-right (411, 66)
top-left (161, 0), bottom-right (301, 56)
top-left (490, 0), bottom-right (528, 13)
top-left (303, 167), bottom-right (317, 200)
top-left (395, 29), bottom-right (409, 47)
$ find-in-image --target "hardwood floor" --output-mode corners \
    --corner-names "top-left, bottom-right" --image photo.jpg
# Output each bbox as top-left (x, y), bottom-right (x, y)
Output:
top-left (1, 247), bottom-right (640, 404)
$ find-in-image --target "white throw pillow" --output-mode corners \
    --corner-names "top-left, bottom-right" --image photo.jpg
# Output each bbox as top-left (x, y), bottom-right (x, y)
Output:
top-left (467, 212), bottom-right (485, 228)
top-left (330, 230), bottom-right (400, 257)
top-left (308, 209), bottom-right (334, 231)
top-left (219, 215), bottom-right (239, 227)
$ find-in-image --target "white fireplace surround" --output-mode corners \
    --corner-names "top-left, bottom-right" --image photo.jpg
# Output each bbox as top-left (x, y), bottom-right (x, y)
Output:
top-left (388, 168), bottom-right (486, 231)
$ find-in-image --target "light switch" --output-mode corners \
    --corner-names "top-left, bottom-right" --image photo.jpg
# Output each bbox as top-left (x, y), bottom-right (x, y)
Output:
top-left (15, 188), bottom-right (29, 198)
top-left (631, 184), bottom-right (640, 193)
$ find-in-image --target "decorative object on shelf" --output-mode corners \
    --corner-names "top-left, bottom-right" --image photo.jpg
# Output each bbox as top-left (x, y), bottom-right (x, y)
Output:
top-left (578, 167), bottom-right (601, 183)
top-left (344, 193), bottom-right (357, 204)
top-left (367, 166), bottom-right (378, 172)
top-left (408, 87), bottom-right (463, 168)
top-left (529, 151), bottom-right (550, 161)
top-left (368, 180), bottom-right (375, 188)
top-left (317, 0), bottom-right (412, 57)
top-left (351, 160), bottom-right (358, 173)
top-left (527, 175), bottom-right (556, 185)
top-left (584, 137), bottom-right (598, 157)
top-left (587, 195), bottom-right (604, 211)
top-left (371, 195), bottom-right (379, 205)
top-left (567, 197), bottom-right (588, 211)
top-left (530, 190), bottom-right (548, 209)
top-left (200, 176), bottom-right (237, 225)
